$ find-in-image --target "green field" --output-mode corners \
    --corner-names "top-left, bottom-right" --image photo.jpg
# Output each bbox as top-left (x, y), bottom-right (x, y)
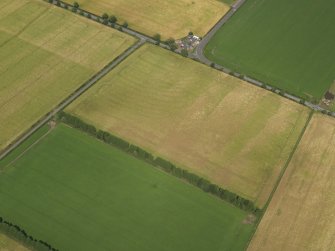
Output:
top-left (0, 0), bottom-right (135, 150)
top-left (0, 124), bottom-right (254, 251)
top-left (205, 0), bottom-right (335, 100)
top-left (67, 44), bottom-right (310, 208)
top-left (68, 0), bottom-right (230, 39)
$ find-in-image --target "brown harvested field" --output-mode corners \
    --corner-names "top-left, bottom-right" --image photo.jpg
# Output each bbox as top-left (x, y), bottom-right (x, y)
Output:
top-left (69, 0), bottom-right (230, 39)
top-left (0, 0), bottom-right (135, 151)
top-left (67, 44), bottom-right (310, 208)
top-left (0, 234), bottom-right (29, 251)
top-left (248, 114), bottom-right (335, 251)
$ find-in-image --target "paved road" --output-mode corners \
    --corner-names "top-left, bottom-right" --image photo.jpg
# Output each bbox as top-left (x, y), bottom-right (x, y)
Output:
top-left (1, 0), bottom-right (333, 160)
top-left (193, 0), bottom-right (334, 115)
top-left (54, 1), bottom-right (170, 50)
top-left (0, 39), bottom-right (145, 160)
top-left (195, 0), bottom-right (247, 64)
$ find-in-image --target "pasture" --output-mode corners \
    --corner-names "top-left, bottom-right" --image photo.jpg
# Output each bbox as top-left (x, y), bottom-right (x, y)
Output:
top-left (68, 0), bottom-right (230, 39)
top-left (204, 0), bottom-right (335, 100)
top-left (248, 114), bottom-right (335, 251)
top-left (0, 124), bottom-right (254, 251)
top-left (67, 44), bottom-right (310, 207)
top-left (0, 0), bottom-right (135, 151)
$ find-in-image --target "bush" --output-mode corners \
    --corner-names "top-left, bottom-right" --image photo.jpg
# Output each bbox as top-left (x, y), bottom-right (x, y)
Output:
top-left (109, 15), bottom-right (117, 23)
top-left (153, 33), bottom-right (161, 43)
top-left (180, 49), bottom-right (188, 57)
top-left (102, 13), bottom-right (109, 20)
top-left (165, 38), bottom-right (177, 51)
top-left (122, 22), bottom-right (128, 28)
top-left (0, 217), bottom-right (58, 251)
top-left (57, 112), bottom-right (260, 213)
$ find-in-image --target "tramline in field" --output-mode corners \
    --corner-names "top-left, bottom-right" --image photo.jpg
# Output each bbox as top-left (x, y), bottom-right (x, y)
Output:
top-left (248, 114), bottom-right (335, 251)
top-left (65, 0), bottom-right (231, 39)
top-left (67, 44), bottom-right (310, 208)
top-left (0, 124), bottom-right (254, 251)
top-left (205, 0), bottom-right (335, 101)
top-left (0, 0), bottom-right (135, 151)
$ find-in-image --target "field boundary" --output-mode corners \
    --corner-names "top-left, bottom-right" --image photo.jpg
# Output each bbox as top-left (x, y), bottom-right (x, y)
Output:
top-left (57, 111), bottom-right (262, 214)
top-left (195, 0), bottom-right (335, 113)
top-left (0, 216), bottom-right (58, 251)
top-left (47, 0), bottom-right (170, 49)
top-left (0, 39), bottom-right (144, 161)
top-left (245, 110), bottom-right (314, 249)
top-left (45, 0), bottom-right (335, 117)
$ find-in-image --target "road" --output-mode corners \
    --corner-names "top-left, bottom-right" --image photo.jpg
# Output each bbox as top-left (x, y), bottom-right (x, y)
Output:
top-left (195, 0), bottom-right (247, 64)
top-left (54, 0), bottom-right (170, 50)
top-left (0, 39), bottom-right (145, 160)
top-left (1, 0), bottom-right (333, 160)
top-left (193, 0), bottom-right (334, 116)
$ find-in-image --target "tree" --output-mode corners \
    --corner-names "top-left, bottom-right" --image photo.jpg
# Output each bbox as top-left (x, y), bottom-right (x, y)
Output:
top-left (109, 15), bottom-right (117, 23)
top-left (73, 1), bottom-right (79, 8)
top-left (165, 38), bottom-right (175, 45)
top-left (122, 21), bottom-right (128, 28)
top-left (188, 31), bottom-right (193, 36)
top-left (153, 33), bottom-right (161, 42)
top-left (181, 49), bottom-right (188, 57)
top-left (102, 13), bottom-right (109, 20)
top-left (170, 43), bottom-right (178, 51)
top-left (165, 38), bottom-right (177, 51)
top-left (210, 62), bottom-right (215, 68)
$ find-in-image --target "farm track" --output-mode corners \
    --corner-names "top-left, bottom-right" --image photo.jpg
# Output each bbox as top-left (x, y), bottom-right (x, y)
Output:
top-left (0, 38), bottom-right (145, 160)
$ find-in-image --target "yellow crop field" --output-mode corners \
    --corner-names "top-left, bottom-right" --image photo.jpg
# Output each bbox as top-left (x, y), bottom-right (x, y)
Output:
top-left (70, 0), bottom-right (230, 39)
top-left (0, 233), bottom-right (29, 251)
top-left (248, 114), bottom-right (335, 251)
top-left (67, 44), bottom-right (310, 207)
top-left (0, 0), bottom-right (136, 150)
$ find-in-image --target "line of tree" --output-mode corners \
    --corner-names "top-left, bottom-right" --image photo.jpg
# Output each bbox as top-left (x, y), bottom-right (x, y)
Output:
top-left (0, 217), bottom-right (58, 251)
top-left (58, 112), bottom-right (261, 214)
top-left (48, 1), bottom-right (126, 28)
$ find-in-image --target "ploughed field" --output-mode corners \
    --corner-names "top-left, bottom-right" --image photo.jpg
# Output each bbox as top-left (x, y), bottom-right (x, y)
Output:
top-left (67, 0), bottom-right (230, 39)
top-left (0, 124), bottom-right (254, 251)
top-left (248, 114), bottom-right (335, 251)
top-left (0, 0), bottom-right (135, 151)
top-left (67, 44), bottom-right (310, 208)
top-left (205, 0), bottom-right (335, 101)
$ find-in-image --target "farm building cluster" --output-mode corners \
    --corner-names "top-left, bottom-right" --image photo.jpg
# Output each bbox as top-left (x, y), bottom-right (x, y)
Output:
top-left (176, 34), bottom-right (201, 51)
